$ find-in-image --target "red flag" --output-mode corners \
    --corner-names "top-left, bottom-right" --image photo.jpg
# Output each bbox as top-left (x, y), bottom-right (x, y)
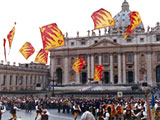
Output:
top-left (35, 49), bottom-right (48, 64)
top-left (19, 42), bottom-right (35, 60)
top-left (40, 23), bottom-right (65, 50)
top-left (123, 11), bottom-right (142, 39)
top-left (72, 57), bottom-right (86, 73)
top-left (94, 65), bottom-right (104, 81)
top-left (91, 8), bottom-right (115, 30)
top-left (3, 39), bottom-right (7, 62)
top-left (7, 22), bottom-right (16, 52)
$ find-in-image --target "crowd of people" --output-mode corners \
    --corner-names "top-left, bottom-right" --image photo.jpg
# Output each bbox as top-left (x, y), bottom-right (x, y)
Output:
top-left (0, 96), bottom-right (159, 120)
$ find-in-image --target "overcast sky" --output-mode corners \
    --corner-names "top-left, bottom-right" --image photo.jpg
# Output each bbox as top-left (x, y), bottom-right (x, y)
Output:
top-left (0, 0), bottom-right (160, 65)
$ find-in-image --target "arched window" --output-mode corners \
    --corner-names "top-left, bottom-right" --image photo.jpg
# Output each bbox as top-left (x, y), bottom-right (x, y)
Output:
top-left (157, 53), bottom-right (160, 62)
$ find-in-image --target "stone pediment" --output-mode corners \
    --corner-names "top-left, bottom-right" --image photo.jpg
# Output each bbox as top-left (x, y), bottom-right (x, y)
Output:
top-left (89, 39), bottom-right (120, 48)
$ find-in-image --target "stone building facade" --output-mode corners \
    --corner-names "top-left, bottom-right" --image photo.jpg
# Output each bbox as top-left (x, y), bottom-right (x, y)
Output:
top-left (0, 61), bottom-right (49, 91)
top-left (50, 0), bottom-right (160, 87)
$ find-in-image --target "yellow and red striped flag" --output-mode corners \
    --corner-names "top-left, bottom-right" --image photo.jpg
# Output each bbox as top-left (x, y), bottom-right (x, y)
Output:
top-left (123, 11), bottom-right (142, 40)
top-left (35, 49), bottom-right (48, 64)
top-left (94, 65), bottom-right (104, 81)
top-left (72, 57), bottom-right (86, 73)
top-left (19, 42), bottom-right (35, 60)
top-left (7, 22), bottom-right (16, 51)
top-left (40, 23), bottom-right (65, 50)
top-left (3, 38), bottom-right (7, 62)
top-left (91, 8), bottom-right (115, 30)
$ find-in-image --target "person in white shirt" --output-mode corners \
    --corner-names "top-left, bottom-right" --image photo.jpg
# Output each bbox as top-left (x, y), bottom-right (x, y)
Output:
top-left (104, 109), bottom-right (110, 120)
top-left (0, 103), bottom-right (6, 120)
top-left (10, 103), bottom-right (21, 120)
top-left (81, 111), bottom-right (95, 120)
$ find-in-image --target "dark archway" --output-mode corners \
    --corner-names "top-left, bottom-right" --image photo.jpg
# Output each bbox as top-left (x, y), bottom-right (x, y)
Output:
top-left (114, 75), bottom-right (118, 84)
top-left (156, 65), bottom-right (160, 83)
top-left (127, 71), bottom-right (134, 83)
top-left (56, 68), bottom-right (62, 85)
top-left (81, 72), bottom-right (87, 84)
top-left (104, 72), bottom-right (110, 84)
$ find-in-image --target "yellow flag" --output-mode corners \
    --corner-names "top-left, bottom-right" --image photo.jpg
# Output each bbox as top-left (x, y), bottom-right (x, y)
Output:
top-left (91, 8), bottom-right (115, 30)
top-left (72, 57), bottom-right (86, 73)
top-left (94, 65), bottom-right (104, 81)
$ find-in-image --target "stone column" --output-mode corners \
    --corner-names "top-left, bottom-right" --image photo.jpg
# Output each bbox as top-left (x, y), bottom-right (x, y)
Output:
top-left (87, 55), bottom-right (90, 82)
top-left (91, 54), bottom-right (94, 78)
top-left (118, 54), bottom-right (122, 84)
top-left (50, 57), bottom-right (55, 79)
top-left (64, 56), bottom-right (69, 85)
top-left (146, 52), bottom-right (152, 85)
top-left (134, 53), bottom-right (138, 84)
top-left (110, 54), bottom-right (113, 84)
top-left (123, 53), bottom-right (126, 84)
top-left (99, 54), bottom-right (102, 65)
top-left (76, 73), bottom-right (80, 84)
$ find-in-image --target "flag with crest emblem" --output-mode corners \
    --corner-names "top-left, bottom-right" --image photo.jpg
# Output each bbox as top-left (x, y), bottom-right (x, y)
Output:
top-left (91, 8), bottom-right (115, 30)
top-left (72, 57), bottom-right (86, 73)
top-left (40, 23), bottom-right (65, 50)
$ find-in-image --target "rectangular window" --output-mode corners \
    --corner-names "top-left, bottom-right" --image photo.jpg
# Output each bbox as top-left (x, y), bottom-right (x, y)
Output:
top-left (30, 76), bottom-right (32, 84)
top-left (94, 40), bottom-right (98, 44)
top-left (10, 76), bottom-right (12, 85)
top-left (71, 42), bottom-right (74, 46)
top-left (128, 55), bottom-right (133, 62)
top-left (19, 76), bottom-right (23, 85)
top-left (113, 39), bottom-right (117, 43)
top-left (104, 55), bottom-right (109, 63)
top-left (156, 35), bottom-right (160, 41)
top-left (16, 76), bottom-right (18, 85)
top-left (114, 56), bottom-right (118, 63)
top-left (127, 39), bottom-right (132, 43)
top-left (95, 56), bottom-right (99, 64)
top-left (81, 41), bottom-right (86, 45)
top-left (2, 76), bottom-right (6, 85)
top-left (57, 57), bottom-right (61, 65)
top-left (26, 76), bottom-right (28, 85)
top-left (140, 38), bottom-right (144, 42)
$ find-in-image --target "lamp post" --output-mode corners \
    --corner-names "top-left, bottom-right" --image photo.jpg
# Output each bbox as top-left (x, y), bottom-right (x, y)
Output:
top-left (51, 73), bottom-right (57, 97)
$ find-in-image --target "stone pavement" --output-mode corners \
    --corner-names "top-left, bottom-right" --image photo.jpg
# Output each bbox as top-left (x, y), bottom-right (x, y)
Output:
top-left (2, 109), bottom-right (81, 120)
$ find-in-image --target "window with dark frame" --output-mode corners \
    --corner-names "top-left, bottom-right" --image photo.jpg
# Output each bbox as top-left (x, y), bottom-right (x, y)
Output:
top-left (2, 76), bottom-right (6, 85)
top-left (81, 41), bottom-right (86, 45)
top-left (128, 54), bottom-right (133, 62)
top-left (140, 38), bottom-right (144, 42)
top-left (10, 76), bottom-right (12, 85)
top-left (104, 55), bottom-right (109, 63)
top-left (114, 55), bottom-right (118, 63)
top-left (95, 56), bottom-right (99, 64)
top-left (127, 39), bottom-right (132, 43)
top-left (113, 39), bottom-right (117, 43)
top-left (57, 57), bottom-right (61, 65)
top-left (71, 42), bottom-right (74, 46)
top-left (157, 53), bottom-right (160, 62)
top-left (156, 35), bottom-right (160, 41)
top-left (16, 76), bottom-right (18, 85)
